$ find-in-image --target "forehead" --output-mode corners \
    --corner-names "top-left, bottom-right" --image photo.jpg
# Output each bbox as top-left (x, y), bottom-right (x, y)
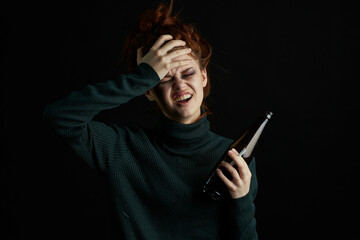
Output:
top-left (167, 57), bottom-right (198, 76)
top-left (169, 48), bottom-right (199, 71)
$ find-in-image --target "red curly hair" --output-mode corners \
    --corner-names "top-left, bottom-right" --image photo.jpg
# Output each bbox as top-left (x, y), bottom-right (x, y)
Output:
top-left (118, 0), bottom-right (212, 114)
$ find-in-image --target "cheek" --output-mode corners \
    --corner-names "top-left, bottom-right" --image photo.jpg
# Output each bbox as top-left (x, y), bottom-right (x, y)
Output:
top-left (153, 85), bottom-right (171, 103)
top-left (194, 79), bottom-right (206, 96)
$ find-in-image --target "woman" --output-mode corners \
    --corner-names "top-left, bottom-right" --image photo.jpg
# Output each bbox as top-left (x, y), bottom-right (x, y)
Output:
top-left (43, 1), bottom-right (258, 239)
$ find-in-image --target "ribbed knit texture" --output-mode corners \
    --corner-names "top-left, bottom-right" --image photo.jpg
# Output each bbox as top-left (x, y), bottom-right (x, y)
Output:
top-left (43, 63), bottom-right (258, 240)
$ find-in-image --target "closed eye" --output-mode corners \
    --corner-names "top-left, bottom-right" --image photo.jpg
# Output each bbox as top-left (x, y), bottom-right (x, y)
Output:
top-left (160, 77), bottom-right (173, 84)
top-left (182, 71), bottom-right (195, 79)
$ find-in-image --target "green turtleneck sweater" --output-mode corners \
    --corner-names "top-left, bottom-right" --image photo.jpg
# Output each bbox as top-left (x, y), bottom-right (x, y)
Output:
top-left (43, 63), bottom-right (258, 240)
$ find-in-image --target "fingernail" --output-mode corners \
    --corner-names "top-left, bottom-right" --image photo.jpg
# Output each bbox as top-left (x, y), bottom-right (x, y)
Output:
top-left (229, 148), bottom-right (236, 154)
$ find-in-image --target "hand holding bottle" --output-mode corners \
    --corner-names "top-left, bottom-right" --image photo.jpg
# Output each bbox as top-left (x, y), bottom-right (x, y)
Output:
top-left (203, 110), bottom-right (272, 201)
top-left (136, 34), bottom-right (193, 80)
top-left (216, 148), bottom-right (252, 199)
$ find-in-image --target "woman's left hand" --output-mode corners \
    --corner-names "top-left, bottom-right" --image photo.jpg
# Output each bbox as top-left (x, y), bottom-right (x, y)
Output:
top-left (216, 148), bottom-right (252, 199)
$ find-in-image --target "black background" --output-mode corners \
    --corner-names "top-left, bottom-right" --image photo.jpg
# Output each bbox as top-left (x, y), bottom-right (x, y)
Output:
top-left (2, 0), bottom-right (359, 239)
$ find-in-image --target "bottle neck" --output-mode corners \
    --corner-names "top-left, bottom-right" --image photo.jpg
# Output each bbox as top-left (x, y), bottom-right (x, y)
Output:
top-left (242, 117), bottom-right (269, 158)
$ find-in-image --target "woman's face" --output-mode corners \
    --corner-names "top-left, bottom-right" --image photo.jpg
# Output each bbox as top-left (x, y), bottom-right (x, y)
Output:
top-left (145, 54), bottom-right (208, 124)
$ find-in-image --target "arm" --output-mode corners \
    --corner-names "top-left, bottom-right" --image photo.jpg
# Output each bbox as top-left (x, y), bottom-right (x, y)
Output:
top-left (43, 63), bottom-right (160, 170)
top-left (43, 34), bottom-right (193, 171)
top-left (226, 159), bottom-right (258, 239)
top-left (218, 150), bottom-right (259, 239)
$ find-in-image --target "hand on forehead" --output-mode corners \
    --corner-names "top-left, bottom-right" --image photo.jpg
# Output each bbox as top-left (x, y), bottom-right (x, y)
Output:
top-left (165, 48), bottom-right (196, 75)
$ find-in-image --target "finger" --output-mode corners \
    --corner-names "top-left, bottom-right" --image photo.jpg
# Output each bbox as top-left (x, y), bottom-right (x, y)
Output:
top-left (167, 47), bottom-right (192, 60)
top-left (152, 34), bottom-right (174, 50)
top-left (229, 149), bottom-right (251, 180)
top-left (219, 160), bottom-right (242, 184)
top-left (237, 159), bottom-right (252, 181)
top-left (231, 148), bottom-right (239, 155)
top-left (216, 168), bottom-right (237, 190)
top-left (167, 58), bottom-right (193, 71)
top-left (160, 39), bottom-right (187, 53)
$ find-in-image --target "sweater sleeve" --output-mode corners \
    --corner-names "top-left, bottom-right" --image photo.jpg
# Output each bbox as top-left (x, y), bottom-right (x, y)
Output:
top-left (223, 158), bottom-right (259, 240)
top-left (43, 63), bottom-right (160, 171)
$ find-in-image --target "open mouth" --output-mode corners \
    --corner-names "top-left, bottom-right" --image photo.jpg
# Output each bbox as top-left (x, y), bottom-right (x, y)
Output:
top-left (173, 94), bottom-right (193, 103)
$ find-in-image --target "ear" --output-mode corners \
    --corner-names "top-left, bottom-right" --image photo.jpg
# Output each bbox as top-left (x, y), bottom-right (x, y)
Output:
top-left (201, 68), bottom-right (208, 87)
top-left (145, 89), bottom-right (156, 102)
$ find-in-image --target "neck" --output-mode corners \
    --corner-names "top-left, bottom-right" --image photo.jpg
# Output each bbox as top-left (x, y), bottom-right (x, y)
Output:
top-left (154, 113), bottom-right (211, 147)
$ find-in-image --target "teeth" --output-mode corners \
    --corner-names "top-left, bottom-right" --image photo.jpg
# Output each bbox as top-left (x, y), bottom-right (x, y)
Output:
top-left (174, 94), bottom-right (192, 102)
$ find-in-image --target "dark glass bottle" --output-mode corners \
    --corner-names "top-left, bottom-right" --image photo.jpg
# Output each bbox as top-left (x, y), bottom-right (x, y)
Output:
top-left (202, 110), bottom-right (273, 201)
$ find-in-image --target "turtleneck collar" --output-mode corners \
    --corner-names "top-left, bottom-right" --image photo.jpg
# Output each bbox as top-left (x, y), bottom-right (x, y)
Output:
top-left (154, 114), bottom-right (211, 146)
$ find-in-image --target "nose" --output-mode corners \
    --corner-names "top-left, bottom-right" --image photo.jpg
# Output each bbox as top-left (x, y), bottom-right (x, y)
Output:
top-left (172, 76), bottom-right (187, 90)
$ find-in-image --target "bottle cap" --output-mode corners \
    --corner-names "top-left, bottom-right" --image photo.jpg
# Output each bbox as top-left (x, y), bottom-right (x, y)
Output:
top-left (265, 110), bottom-right (273, 119)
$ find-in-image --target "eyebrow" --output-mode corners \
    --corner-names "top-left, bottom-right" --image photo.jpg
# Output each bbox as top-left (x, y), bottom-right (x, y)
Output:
top-left (164, 67), bottom-right (194, 78)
